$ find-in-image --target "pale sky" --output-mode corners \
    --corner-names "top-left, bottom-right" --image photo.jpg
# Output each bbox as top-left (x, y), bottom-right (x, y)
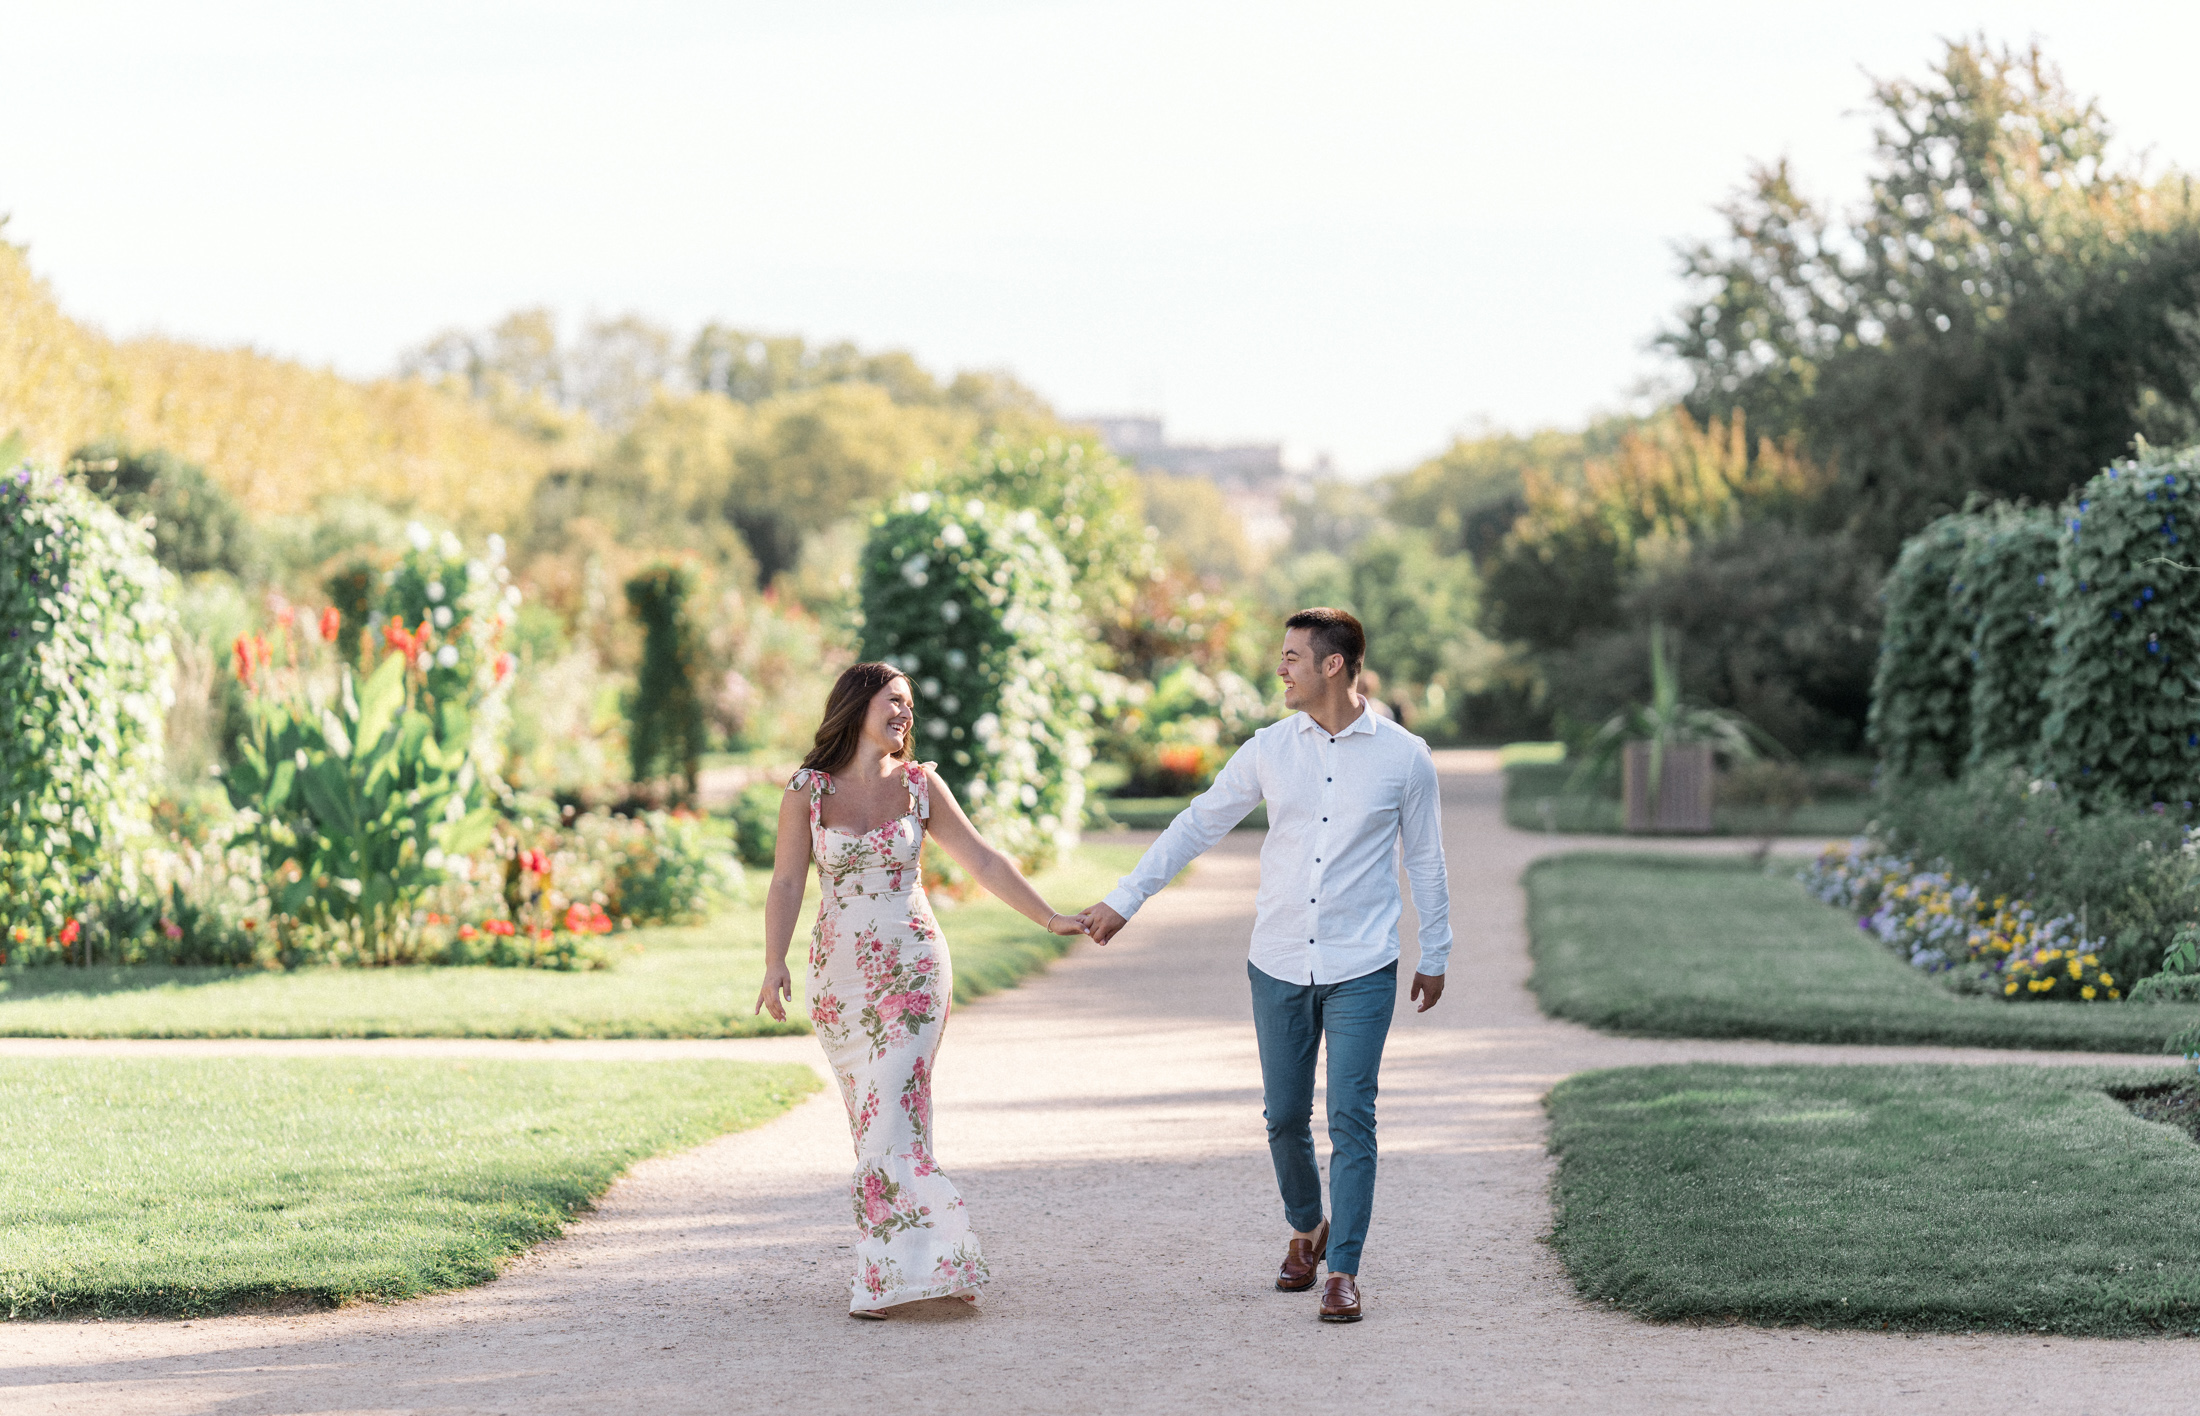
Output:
top-left (6, 2), bottom-right (2199, 476)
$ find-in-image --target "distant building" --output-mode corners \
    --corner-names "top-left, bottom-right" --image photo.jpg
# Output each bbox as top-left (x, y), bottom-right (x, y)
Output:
top-left (1077, 414), bottom-right (1298, 547)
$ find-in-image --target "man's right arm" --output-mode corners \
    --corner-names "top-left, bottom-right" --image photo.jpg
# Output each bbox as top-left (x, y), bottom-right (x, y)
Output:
top-left (1091, 737), bottom-right (1264, 932)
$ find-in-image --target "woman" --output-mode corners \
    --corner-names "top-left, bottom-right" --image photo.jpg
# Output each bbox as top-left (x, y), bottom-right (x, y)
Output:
top-left (755, 662), bottom-right (1086, 1317)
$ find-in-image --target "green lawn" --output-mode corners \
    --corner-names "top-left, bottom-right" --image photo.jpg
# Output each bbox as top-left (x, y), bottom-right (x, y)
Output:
top-left (0, 845), bottom-right (1141, 1038)
top-left (1503, 762), bottom-right (1870, 836)
top-left (1, 1057), bottom-right (817, 1319)
top-left (1546, 1062), bottom-right (2200, 1334)
top-left (1528, 853), bottom-right (2200, 1051)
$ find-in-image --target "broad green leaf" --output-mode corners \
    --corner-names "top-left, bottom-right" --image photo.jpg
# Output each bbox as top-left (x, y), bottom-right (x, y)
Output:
top-left (355, 653), bottom-right (407, 755)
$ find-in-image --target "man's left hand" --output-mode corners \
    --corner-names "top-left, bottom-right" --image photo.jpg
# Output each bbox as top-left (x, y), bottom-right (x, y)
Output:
top-left (1409, 972), bottom-right (1445, 1012)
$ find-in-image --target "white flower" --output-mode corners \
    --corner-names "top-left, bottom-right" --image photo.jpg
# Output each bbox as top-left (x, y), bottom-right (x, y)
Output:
top-left (965, 499), bottom-right (984, 518)
top-left (436, 644), bottom-right (459, 668)
top-left (294, 748), bottom-right (309, 770)
top-left (504, 585), bottom-right (522, 607)
top-left (418, 650), bottom-right (434, 670)
top-left (433, 605), bottom-right (453, 628)
top-left (908, 492), bottom-right (932, 513)
top-left (1019, 783), bottom-right (1039, 807)
top-left (940, 522), bottom-right (967, 548)
top-left (919, 678), bottom-right (940, 698)
top-left (945, 649), bottom-right (967, 670)
top-left (901, 553), bottom-right (931, 588)
top-left (486, 534), bottom-right (506, 562)
top-left (407, 521), bottom-right (432, 551)
top-left (439, 531), bottom-right (462, 558)
top-left (427, 580), bottom-right (445, 602)
top-left (973, 713), bottom-right (1000, 742)
top-left (940, 600), bottom-right (962, 624)
top-left (925, 718), bottom-right (949, 738)
top-left (423, 848), bottom-right (447, 871)
top-left (941, 694), bottom-right (960, 712)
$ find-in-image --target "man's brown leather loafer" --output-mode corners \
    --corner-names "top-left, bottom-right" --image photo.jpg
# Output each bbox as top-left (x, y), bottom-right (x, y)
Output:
top-left (1319, 1274), bottom-right (1362, 1322)
top-left (1276, 1218), bottom-right (1329, 1291)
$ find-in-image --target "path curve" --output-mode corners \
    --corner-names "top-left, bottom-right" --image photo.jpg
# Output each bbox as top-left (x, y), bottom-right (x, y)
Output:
top-left (11, 756), bottom-right (2200, 1414)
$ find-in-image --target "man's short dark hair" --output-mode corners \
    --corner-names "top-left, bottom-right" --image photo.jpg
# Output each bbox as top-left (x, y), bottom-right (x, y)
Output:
top-left (1284, 607), bottom-right (1366, 680)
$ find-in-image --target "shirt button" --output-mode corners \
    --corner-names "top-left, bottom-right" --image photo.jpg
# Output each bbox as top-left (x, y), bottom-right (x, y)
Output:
top-left (1326, 777), bottom-right (1331, 782)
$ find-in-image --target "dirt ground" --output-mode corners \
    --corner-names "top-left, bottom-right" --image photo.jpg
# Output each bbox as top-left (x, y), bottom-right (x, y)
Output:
top-left (10, 753), bottom-right (2200, 1414)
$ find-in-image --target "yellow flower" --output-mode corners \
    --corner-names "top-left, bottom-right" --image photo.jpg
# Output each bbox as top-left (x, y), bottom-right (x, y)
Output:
top-left (2005, 982), bottom-right (2019, 995)
top-left (2082, 986), bottom-right (2098, 999)
top-left (2068, 960), bottom-right (2083, 979)
top-left (2101, 973), bottom-right (2115, 986)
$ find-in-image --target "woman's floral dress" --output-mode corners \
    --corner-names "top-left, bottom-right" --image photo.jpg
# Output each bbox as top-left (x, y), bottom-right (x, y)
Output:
top-left (794, 761), bottom-right (989, 1312)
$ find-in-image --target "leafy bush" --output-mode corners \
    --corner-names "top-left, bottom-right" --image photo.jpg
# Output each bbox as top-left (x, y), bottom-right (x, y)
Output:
top-left (1958, 505), bottom-right (2059, 768)
top-left (728, 782), bottom-right (782, 867)
top-left (929, 436), bottom-right (1155, 634)
top-left (624, 561), bottom-right (709, 799)
top-left (69, 441), bottom-right (254, 578)
top-left (222, 632), bottom-right (499, 966)
top-left (2040, 445), bottom-right (2200, 805)
top-left (858, 493), bottom-right (1091, 872)
top-left (1868, 511), bottom-right (1984, 779)
top-left (1108, 662), bottom-right (1274, 795)
top-left (1, 459), bottom-right (175, 963)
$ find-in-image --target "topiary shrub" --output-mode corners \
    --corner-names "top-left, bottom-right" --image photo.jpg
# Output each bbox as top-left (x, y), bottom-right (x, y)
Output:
top-left (859, 492), bottom-right (1091, 873)
top-left (1868, 512), bottom-right (1986, 780)
top-left (1959, 505), bottom-right (2060, 768)
top-left (2040, 444), bottom-right (2200, 805)
top-left (1, 458), bottom-right (175, 963)
top-left (624, 560), bottom-right (709, 802)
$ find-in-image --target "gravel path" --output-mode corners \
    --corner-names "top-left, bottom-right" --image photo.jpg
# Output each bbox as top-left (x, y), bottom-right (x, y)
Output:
top-left (12, 754), bottom-right (2200, 1413)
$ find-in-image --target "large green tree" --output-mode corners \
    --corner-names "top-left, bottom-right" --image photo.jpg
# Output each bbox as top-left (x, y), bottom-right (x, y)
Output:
top-left (1664, 36), bottom-right (2200, 556)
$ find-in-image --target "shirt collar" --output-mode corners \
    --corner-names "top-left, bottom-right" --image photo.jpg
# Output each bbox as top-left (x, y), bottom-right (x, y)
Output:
top-left (1295, 705), bottom-right (1379, 737)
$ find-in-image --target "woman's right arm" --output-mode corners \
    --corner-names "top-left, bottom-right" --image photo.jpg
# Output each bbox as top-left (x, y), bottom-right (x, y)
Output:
top-left (755, 787), bottom-right (814, 1020)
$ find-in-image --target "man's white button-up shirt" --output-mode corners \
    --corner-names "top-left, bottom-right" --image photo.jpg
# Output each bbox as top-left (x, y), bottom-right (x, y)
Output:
top-left (1100, 706), bottom-right (1453, 984)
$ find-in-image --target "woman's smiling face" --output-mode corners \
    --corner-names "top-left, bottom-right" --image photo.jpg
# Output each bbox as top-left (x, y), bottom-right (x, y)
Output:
top-left (868, 676), bottom-right (915, 752)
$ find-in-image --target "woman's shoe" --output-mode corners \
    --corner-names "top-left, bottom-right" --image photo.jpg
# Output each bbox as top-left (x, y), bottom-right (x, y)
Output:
top-left (849, 1307), bottom-right (888, 1320)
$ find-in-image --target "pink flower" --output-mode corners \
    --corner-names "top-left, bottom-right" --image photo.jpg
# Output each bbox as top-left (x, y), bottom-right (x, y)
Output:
top-left (812, 994), bottom-right (841, 1027)
top-left (883, 991), bottom-right (928, 1021)
top-left (862, 1174), bottom-right (892, 1225)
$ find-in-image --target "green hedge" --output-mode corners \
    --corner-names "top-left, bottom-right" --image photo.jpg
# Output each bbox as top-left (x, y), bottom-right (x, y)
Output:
top-left (1959, 505), bottom-right (2059, 768)
top-left (1, 459), bottom-right (173, 960)
top-left (2041, 444), bottom-right (2200, 804)
top-left (1868, 511), bottom-right (1983, 780)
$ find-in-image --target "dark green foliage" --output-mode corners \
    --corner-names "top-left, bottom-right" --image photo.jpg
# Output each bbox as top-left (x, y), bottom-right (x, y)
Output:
top-left (2040, 445), bottom-right (2200, 805)
top-left (1874, 769), bottom-right (2200, 988)
top-left (623, 562), bottom-right (709, 801)
top-left (1527, 853), bottom-right (2200, 1051)
top-left (1959, 505), bottom-right (2060, 767)
top-left (69, 441), bottom-right (252, 578)
top-left (1869, 512), bottom-right (1985, 778)
top-left (1664, 39), bottom-right (2200, 558)
top-left (728, 782), bottom-right (782, 868)
top-left (1546, 1063), bottom-right (2200, 1335)
top-left (1549, 523), bottom-right (1881, 752)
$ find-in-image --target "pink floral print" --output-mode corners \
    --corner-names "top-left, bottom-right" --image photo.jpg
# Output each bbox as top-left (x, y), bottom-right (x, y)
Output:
top-left (794, 763), bottom-right (989, 1312)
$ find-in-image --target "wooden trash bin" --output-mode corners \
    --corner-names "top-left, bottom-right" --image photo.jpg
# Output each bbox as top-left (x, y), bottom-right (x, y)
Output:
top-left (1622, 740), bottom-right (1714, 833)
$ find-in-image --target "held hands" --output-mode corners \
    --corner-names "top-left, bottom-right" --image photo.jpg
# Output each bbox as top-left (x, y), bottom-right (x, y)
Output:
top-left (1043, 910), bottom-right (1087, 937)
top-left (754, 961), bottom-right (794, 1021)
top-left (1078, 902), bottom-right (1128, 945)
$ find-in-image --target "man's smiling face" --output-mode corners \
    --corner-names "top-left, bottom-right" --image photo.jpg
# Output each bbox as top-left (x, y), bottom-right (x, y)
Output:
top-left (1277, 626), bottom-right (1332, 711)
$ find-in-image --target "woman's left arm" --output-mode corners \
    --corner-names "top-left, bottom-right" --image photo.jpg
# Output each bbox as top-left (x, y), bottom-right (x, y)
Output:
top-left (922, 768), bottom-right (1085, 935)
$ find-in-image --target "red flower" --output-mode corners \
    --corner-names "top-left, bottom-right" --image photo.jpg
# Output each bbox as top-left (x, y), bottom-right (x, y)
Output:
top-left (233, 634), bottom-right (256, 687)
top-left (275, 604), bottom-right (296, 632)
top-left (243, 919), bottom-right (258, 930)
top-left (564, 903), bottom-right (614, 936)
top-left (494, 653), bottom-right (513, 684)
top-left (485, 919), bottom-right (516, 937)
top-left (319, 607), bottom-right (342, 642)
top-left (520, 849), bottom-right (549, 876)
top-left (58, 918), bottom-right (80, 945)
top-left (458, 924), bottom-right (478, 941)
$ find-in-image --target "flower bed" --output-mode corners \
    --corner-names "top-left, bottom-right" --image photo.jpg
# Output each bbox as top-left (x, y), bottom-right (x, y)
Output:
top-left (1803, 840), bottom-right (2121, 1001)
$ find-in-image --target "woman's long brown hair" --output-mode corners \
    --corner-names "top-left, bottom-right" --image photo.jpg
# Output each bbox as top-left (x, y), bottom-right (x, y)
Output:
top-left (800, 662), bottom-right (914, 773)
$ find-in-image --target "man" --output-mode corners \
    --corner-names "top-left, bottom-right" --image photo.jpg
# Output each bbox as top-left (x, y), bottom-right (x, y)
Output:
top-left (1079, 607), bottom-right (1451, 1323)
